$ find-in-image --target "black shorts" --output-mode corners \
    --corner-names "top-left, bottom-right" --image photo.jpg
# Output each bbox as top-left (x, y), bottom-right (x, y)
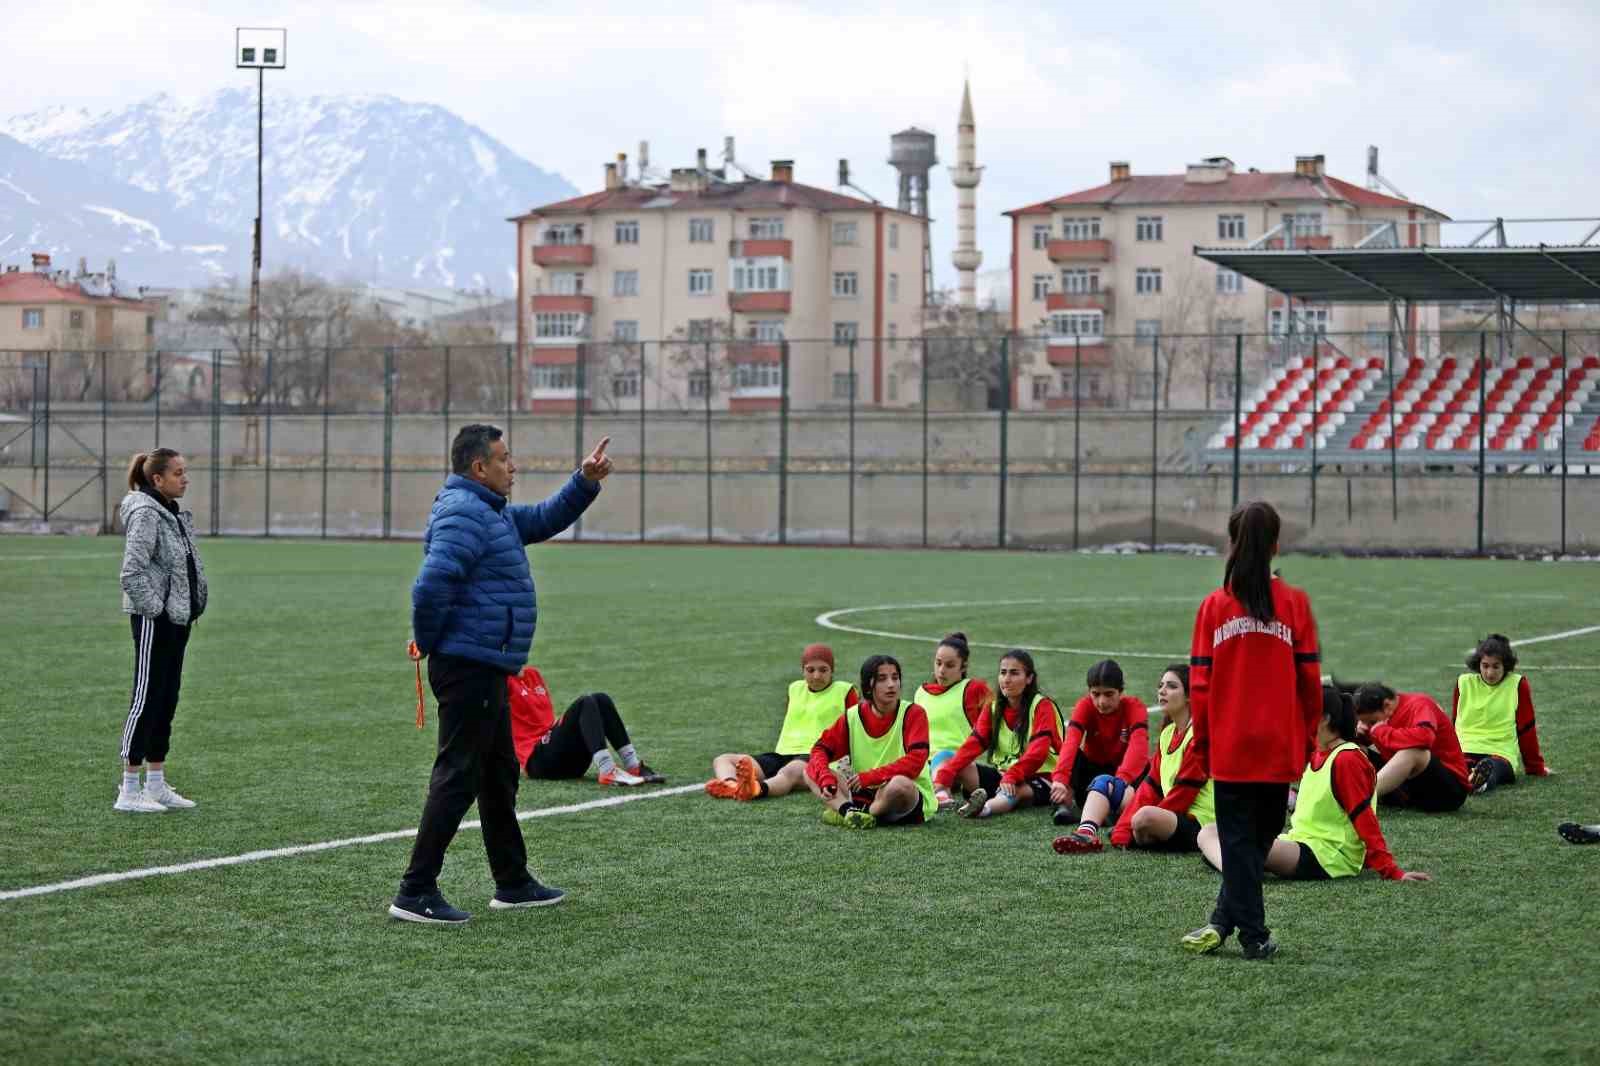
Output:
top-left (1384, 752), bottom-right (1469, 813)
top-left (847, 784), bottom-right (927, 826)
top-left (1068, 757), bottom-right (1118, 810)
top-left (1138, 812), bottom-right (1204, 853)
top-left (525, 712), bottom-right (593, 779)
top-left (755, 752), bottom-right (808, 780)
top-left (975, 763), bottom-right (1002, 796)
top-left (1285, 842), bottom-right (1330, 881)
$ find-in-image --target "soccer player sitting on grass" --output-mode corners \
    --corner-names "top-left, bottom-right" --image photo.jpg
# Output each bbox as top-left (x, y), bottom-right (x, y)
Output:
top-left (808, 654), bottom-right (935, 829)
top-left (705, 643), bottom-right (858, 801)
top-left (507, 667), bottom-right (665, 787)
top-left (1196, 686), bottom-right (1432, 886)
top-left (932, 649), bottom-right (1063, 819)
top-left (913, 631), bottom-right (992, 779)
top-left (1047, 659), bottom-right (1151, 840)
top-left (1061, 664), bottom-right (1212, 855)
top-left (1342, 681), bottom-right (1469, 812)
top-left (1453, 633), bottom-right (1549, 793)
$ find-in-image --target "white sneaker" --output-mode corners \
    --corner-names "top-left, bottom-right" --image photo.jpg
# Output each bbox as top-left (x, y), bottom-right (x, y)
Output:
top-left (145, 783), bottom-right (196, 809)
top-left (114, 790), bottom-right (168, 813)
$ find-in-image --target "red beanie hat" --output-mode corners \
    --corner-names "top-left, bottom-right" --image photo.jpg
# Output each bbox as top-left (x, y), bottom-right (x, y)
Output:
top-left (801, 643), bottom-right (834, 669)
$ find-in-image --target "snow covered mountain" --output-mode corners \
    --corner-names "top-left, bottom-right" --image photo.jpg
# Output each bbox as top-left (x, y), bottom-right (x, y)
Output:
top-left (0, 133), bottom-right (234, 286)
top-left (5, 91), bottom-right (577, 291)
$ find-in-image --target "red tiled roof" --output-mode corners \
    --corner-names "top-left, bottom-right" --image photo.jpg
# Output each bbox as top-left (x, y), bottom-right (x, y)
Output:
top-left (1006, 170), bottom-right (1443, 218)
top-left (511, 179), bottom-right (926, 221)
top-left (0, 271), bottom-right (155, 309)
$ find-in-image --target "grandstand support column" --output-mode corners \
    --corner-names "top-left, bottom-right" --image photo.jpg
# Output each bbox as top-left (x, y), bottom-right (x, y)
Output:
top-left (1150, 334), bottom-right (1159, 549)
top-left (1386, 331), bottom-right (1398, 522)
top-left (703, 341), bottom-right (713, 543)
top-left (99, 352), bottom-right (108, 533)
top-left (382, 347), bottom-right (395, 540)
top-left (573, 344), bottom-right (585, 541)
top-left (1310, 335), bottom-right (1319, 527)
top-left (1231, 334), bottom-right (1242, 509)
top-left (320, 347), bottom-right (330, 540)
top-left (847, 338), bottom-right (857, 546)
top-left (638, 341), bottom-right (647, 543)
top-left (1074, 336), bottom-right (1083, 548)
top-left (1559, 330), bottom-right (1568, 554)
top-left (1476, 332), bottom-right (1486, 556)
top-left (210, 350), bottom-right (221, 535)
top-left (264, 348), bottom-right (273, 538)
top-left (778, 340), bottom-right (790, 545)
top-left (920, 337), bottom-right (929, 548)
top-left (997, 335), bottom-right (1009, 549)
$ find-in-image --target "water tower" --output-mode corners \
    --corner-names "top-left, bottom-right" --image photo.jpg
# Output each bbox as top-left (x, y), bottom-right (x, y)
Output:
top-left (890, 127), bottom-right (937, 305)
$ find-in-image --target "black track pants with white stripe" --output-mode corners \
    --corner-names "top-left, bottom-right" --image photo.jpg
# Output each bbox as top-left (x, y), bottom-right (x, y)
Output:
top-left (120, 614), bottom-right (191, 766)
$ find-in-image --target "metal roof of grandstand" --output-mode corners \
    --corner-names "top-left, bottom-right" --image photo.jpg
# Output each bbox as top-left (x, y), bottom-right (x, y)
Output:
top-left (1193, 244), bottom-right (1600, 303)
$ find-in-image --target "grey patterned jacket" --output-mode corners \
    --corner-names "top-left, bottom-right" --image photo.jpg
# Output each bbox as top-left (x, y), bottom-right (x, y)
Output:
top-left (119, 490), bottom-right (209, 625)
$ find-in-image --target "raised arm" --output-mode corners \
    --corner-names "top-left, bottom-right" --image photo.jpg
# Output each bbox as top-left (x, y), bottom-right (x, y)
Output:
top-left (508, 470), bottom-right (602, 545)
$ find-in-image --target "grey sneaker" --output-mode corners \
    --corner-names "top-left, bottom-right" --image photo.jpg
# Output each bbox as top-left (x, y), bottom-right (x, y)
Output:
top-left (113, 789), bottom-right (167, 814)
top-left (388, 891), bottom-right (470, 925)
top-left (957, 788), bottom-right (988, 819)
top-left (1241, 937), bottom-right (1279, 961)
top-left (145, 783), bottom-right (196, 809)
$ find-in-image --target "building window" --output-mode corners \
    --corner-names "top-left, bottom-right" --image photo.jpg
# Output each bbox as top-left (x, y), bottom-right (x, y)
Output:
top-left (748, 216), bottom-right (784, 239)
top-left (689, 268), bottom-right (714, 296)
top-left (1061, 268), bottom-right (1100, 294)
top-left (1050, 311), bottom-right (1103, 338)
top-left (1135, 268), bottom-right (1163, 295)
top-left (1032, 224), bottom-right (1051, 249)
top-left (888, 273), bottom-right (899, 304)
top-left (534, 312), bottom-right (585, 339)
top-left (612, 320), bottom-right (639, 342)
top-left (1062, 217), bottom-right (1102, 240)
top-left (1213, 374), bottom-right (1239, 403)
top-left (888, 323), bottom-right (898, 347)
top-left (833, 272), bottom-right (859, 298)
top-left (734, 362), bottom-right (782, 390)
top-left (548, 271), bottom-right (585, 295)
top-left (1032, 375), bottom-right (1051, 402)
top-left (22, 308), bottom-right (43, 329)
top-left (1032, 274), bottom-right (1052, 300)
top-left (1270, 307), bottom-right (1330, 337)
top-left (1062, 370), bottom-right (1104, 400)
top-left (887, 373), bottom-right (899, 401)
top-left (1216, 317), bottom-right (1246, 336)
top-left (833, 322), bottom-right (858, 346)
top-left (1135, 319), bottom-right (1161, 347)
top-left (1131, 371), bottom-right (1157, 399)
top-left (613, 270), bottom-right (639, 297)
top-left (832, 221), bottom-right (858, 245)
top-left (687, 319), bottom-right (716, 342)
top-left (749, 320), bottom-right (785, 342)
top-left (1283, 211), bottom-right (1324, 238)
top-left (731, 258), bottom-right (787, 292)
top-left (69, 310), bottom-right (84, 329)
top-left (888, 222), bottom-right (899, 249)
top-left (532, 363), bottom-right (578, 390)
top-left (145, 315), bottom-right (154, 336)
top-left (1216, 268), bottom-right (1243, 294)
top-left (689, 218), bottom-right (714, 243)
top-left (615, 220), bottom-right (639, 244)
top-left (1135, 216), bottom-right (1164, 242)
top-left (688, 370), bottom-right (710, 398)
top-left (833, 372), bottom-right (858, 401)
top-left (539, 222), bottom-right (584, 246)
top-left (1218, 214), bottom-right (1246, 240)
top-left (612, 371), bottom-right (640, 400)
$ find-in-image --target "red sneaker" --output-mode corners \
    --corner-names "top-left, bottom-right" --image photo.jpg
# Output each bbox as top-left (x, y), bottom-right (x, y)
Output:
top-left (704, 778), bottom-right (736, 799)
top-left (732, 756), bottom-right (763, 802)
top-left (1051, 831), bottom-right (1103, 854)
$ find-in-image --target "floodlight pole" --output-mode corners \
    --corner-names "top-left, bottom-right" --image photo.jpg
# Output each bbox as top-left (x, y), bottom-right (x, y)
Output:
top-left (248, 65), bottom-right (263, 383)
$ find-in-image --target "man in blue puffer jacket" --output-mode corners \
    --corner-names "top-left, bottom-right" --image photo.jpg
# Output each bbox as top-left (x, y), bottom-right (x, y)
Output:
top-left (390, 423), bottom-right (612, 926)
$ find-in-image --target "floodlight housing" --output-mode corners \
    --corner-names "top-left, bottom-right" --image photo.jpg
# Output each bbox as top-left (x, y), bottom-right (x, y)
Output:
top-left (236, 28), bottom-right (287, 69)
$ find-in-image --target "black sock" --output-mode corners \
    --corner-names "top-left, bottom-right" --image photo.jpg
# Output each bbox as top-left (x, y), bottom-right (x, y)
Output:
top-left (758, 781), bottom-right (770, 798)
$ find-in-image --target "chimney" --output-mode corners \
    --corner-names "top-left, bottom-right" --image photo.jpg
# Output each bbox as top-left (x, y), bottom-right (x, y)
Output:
top-left (1109, 161), bottom-right (1131, 183)
top-left (1295, 154), bottom-right (1326, 178)
top-left (107, 258), bottom-right (117, 280)
top-left (771, 159), bottom-right (794, 183)
top-left (604, 162), bottom-right (620, 190)
top-left (696, 147), bottom-right (708, 173)
top-left (670, 167), bottom-right (705, 193)
top-left (78, 256), bottom-right (88, 277)
top-left (31, 252), bottom-right (51, 272)
top-left (639, 140), bottom-right (650, 173)
top-left (838, 159), bottom-right (850, 186)
top-left (617, 152), bottom-right (628, 184)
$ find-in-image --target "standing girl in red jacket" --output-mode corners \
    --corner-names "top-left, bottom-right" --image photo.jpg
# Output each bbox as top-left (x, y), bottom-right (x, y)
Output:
top-left (1180, 501), bottom-right (1323, 961)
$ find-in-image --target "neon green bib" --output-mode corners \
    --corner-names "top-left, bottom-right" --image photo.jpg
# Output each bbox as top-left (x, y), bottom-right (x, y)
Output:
top-left (991, 693), bottom-right (1061, 775)
top-left (1285, 743), bottom-right (1369, 878)
top-left (1158, 720), bottom-right (1214, 826)
top-left (846, 700), bottom-right (936, 817)
top-left (775, 679), bottom-right (853, 756)
top-left (915, 678), bottom-right (974, 754)
top-left (1454, 672), bottom-right (1524, 772)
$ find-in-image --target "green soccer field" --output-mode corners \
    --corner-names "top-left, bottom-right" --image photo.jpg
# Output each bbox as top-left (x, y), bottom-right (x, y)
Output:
top-left (2, 535), bottom-right (1597, 1066)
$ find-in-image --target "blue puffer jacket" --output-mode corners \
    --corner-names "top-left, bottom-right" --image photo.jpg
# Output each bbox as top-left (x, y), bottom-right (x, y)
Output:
top-left (411, 471), bottom-right (600, 673)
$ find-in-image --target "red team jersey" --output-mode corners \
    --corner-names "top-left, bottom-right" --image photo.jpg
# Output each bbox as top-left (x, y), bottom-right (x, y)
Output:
top-left (1189, 577), bottom-right (1323, 784)
top-left (1051, 695), bottom-right (1151, 787)
top-left (1370, 691), bottom-right (1470, 788)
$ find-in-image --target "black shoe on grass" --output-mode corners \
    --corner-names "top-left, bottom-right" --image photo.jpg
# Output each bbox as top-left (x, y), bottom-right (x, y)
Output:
top-left (389, 891), bottom-right (470, 925)
top-left (1052, 803), bottom-right (1078, 827)
top-left (1558, 822), bottom-right (1600, 845)
top-left (1241, 937), bottom-right (1279, 961)
top-left (633, 763), bottom-right (667, 784)
top-left (490, 878), bottom-right (567, 909)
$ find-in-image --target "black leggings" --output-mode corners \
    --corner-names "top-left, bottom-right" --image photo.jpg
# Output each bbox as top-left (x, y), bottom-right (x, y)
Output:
top-left (526, 693), bottom-right (632, 779)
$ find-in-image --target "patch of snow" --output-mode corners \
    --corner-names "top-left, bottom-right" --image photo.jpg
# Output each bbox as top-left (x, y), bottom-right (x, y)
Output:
top-left (81, 205), bottom-right (172, 251)
top-left (0, 178), bottom-right (39, 205)
top-left (469, 136), bottom-right (498, 179)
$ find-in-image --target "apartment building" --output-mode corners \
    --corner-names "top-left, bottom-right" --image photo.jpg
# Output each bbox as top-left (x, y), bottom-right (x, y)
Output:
top-left (0, 253), bottom-right (157, 352)
top-left (1004, 155), bottom-right (1446, 409)
top-left (511, 159), bottom-right (928, 412)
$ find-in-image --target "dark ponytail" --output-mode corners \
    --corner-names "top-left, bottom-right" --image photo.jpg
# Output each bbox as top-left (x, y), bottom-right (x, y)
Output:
top-left (986, 649), bottom-right (1039, 763)
top-left (127, 448), bottom-right (182, 493)
top-left (1321, 684), bottom-right (1357, 741)
top-left (939, 631), bottom-right (972, 678)
top-left (1224, 500), bottom-right (1280, 622)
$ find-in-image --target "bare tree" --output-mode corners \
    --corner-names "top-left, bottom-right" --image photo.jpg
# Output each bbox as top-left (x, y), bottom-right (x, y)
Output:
top-left (921, 288), bottom-right (1009, 410)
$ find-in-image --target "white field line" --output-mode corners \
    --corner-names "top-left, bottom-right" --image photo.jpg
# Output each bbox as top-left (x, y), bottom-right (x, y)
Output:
top-left (0, 782), bottom-right (704, 903)
top-left (814, 597), bottom-right (1193, 660)
top-left (1516, 624), bottom-right (1600, 647)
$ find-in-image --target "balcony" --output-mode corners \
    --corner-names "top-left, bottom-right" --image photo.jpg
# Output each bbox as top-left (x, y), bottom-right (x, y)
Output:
top-left (531, 294), bottom-right (593, 313)
top-left (530, 346), bottom-right (581, 365)
top-left (1046, 340), bottom-right (1111, 366)
top-left (532, 243), bottom-right (595, 266)
top-left (729, 238), bottom-right (792, 258)
top-left (1047, 238), bottom-right (1113, 262)
top-left (729, 291), bottom-right (791, 313)
top-left (730, 342), bottom-right (783, 364)
top-left (1263, 234), bottom-right (1332, 250)
top-left (1046, 288), bottom-right (1113, 313)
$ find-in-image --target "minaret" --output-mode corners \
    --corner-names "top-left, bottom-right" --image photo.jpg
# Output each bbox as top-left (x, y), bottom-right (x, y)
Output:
top-left (950, 79), bottom-right (983, 309)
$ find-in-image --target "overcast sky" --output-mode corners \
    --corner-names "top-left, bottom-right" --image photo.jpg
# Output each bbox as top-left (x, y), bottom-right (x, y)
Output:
top-left (6, 0), bottom-right (1597, 289)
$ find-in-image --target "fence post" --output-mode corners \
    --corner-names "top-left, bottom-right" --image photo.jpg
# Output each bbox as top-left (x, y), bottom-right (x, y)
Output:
top-left (320, 347), bottom-right (331, 540)
top-left (263, 348), bottom-right (273, 537)
top-left (704, 340), bottom-right (713, 543)
top-left (383, 346), bottom-right (395, 540)
top-left (42, 351), bottom-right (51, 520)
top-left (920, 336), bottom-right (929, 547)
top-left (210, 350), bottom-right (221, 535)
top-left (1476, 331), bottom-right (1486, 556)
top-left (1150, 334), bottom-right (1159, 549)
top-left (505, 344), bottom-right (515, 456)
top-left (778, 340), bottom-right (790, 545)
top-left (1387, 331), bottom-right (1398, 522)
top-left (638, 341), bottom-right (647, 543)
top-left (1560, 330), bottom-right (1568, 555)
top-left (1231, 333), bottom-right (1243, 509)
top-left (1074, 335), bottom-right (1082, 549)
top-left (573, 343), bottom-right (586, 541)
top-left (100, 351), bottom-right (109, 532)
top-left (848, 337), bottom-right (857, 546)
top-left (442, 345), bottom-right (451, 474)
top-left (153, 349), bottom-right (162, 447)
top-left (1309, 335), bottom-right (1319, 527)
top-left (997, 335), bottom-right (1009, 549)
